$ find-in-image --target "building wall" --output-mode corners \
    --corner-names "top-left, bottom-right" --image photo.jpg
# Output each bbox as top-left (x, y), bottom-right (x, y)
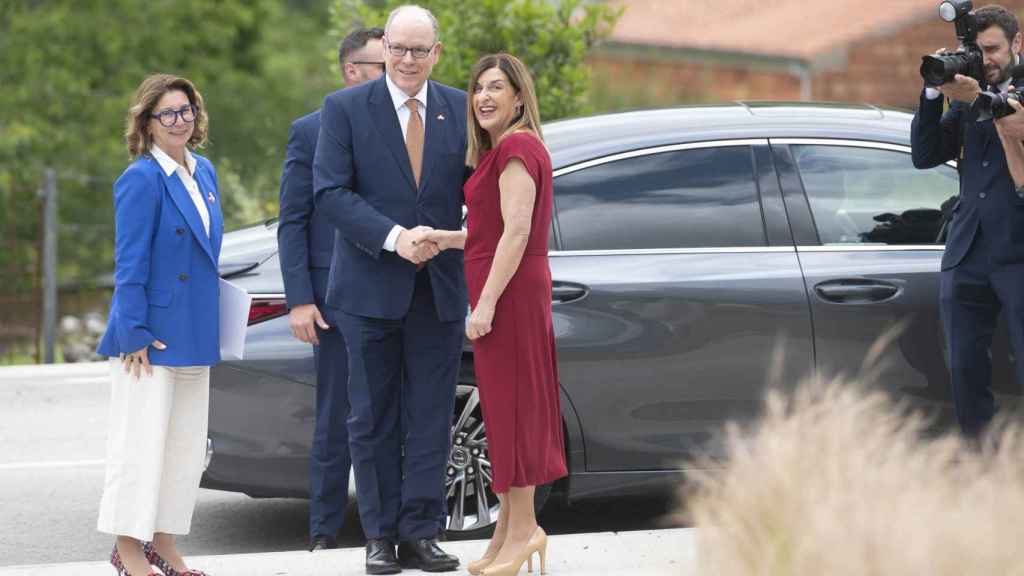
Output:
top-left (589, 3), bottom-right (1024, 110)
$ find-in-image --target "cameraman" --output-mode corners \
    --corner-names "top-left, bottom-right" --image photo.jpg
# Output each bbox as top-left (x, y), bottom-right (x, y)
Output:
top-left (912, 4), bottom-right (1024, 438)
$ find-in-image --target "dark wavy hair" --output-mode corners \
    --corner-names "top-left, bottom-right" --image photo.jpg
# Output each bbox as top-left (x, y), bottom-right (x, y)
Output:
top-left (975, 4), bottom-right (1020, 43)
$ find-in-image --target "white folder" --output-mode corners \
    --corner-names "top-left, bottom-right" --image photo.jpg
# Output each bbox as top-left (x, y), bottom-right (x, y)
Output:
top-left (219, 278), bottom-right (252, 360)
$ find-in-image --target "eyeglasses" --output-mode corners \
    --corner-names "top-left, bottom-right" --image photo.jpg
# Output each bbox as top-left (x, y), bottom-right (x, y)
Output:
top-left (350, 61), bottom-right (386, 70)
top-left (385, 41), bottom-right (436, 60)
top-left (150, 105), bottom-right (197, 128)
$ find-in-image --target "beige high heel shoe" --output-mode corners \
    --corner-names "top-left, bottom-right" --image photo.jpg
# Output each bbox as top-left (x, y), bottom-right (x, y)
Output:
top-left (482, 527), bottom-right (547, 576)
top-left (467, 550), bottom-right (499, 575)
top-left (469, 528), bottom-right (509, 575)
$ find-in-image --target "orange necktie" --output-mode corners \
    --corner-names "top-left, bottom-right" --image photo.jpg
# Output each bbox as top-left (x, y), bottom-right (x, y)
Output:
top-left (406, 99), bottom-right (424, 187)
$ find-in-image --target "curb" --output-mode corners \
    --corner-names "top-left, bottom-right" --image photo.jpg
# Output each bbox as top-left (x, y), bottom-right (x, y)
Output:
top-left (0, 528), bottom-right (696, 575)
top-left (0, 361), bottom-right (107, 382)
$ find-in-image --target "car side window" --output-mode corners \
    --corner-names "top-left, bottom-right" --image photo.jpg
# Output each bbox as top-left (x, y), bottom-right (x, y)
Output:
top-left (792, 145), bottom-right (959, 245)
top-left (554, 146), bottom-right (766, 250)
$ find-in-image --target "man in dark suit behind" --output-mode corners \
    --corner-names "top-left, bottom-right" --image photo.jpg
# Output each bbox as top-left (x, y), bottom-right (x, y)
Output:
top-left (912, 5), bottom-right (1024, 438)
top-left (313, 5), bottom-right (467, 574)
top-left (277, 26), bottom-right (385, 552)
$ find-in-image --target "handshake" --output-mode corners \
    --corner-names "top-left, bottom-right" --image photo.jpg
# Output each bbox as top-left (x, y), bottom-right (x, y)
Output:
top-left (395, 225), bottom-right (461, 265)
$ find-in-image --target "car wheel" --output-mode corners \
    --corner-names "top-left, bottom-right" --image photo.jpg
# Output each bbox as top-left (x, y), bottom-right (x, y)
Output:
top-left (445, 384), bottom-right (551, 540)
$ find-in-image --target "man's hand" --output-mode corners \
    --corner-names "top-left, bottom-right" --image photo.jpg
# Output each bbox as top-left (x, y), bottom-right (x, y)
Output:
top-left (289, 303), bottom-right (330, 345)
top-left (994, 89), bottom-right (1024, 140)
top-left (937, 74), bottom-right (982, 104)
top-left (396, 225), bottom-right (440, 264)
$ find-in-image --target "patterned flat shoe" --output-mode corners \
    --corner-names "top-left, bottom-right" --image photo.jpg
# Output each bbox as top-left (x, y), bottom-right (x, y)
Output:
top-left (142, 541), bottom-right (211, 576)
top-left (109, 545), bottom-right (161, 576)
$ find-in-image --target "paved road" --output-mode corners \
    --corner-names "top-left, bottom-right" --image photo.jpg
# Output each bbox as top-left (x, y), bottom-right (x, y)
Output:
top-left (0, 363), bottom-right (681, 567)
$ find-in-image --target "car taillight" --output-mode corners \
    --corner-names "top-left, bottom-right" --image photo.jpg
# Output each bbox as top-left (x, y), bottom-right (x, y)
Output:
top-left (248, 299), bottom-right (288, 326)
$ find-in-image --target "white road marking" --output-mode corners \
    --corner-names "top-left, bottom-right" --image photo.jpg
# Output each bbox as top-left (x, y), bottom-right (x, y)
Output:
top-left (0, 459), bottom-right (105, 471)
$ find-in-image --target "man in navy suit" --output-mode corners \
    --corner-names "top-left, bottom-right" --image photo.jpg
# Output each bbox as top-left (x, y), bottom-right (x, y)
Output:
top-left (912, 5), bottom-right (1024, 438)
top-left (277, 27), bottom-right (385, 552)
top-left (313, 5), bottom-right (466, 574)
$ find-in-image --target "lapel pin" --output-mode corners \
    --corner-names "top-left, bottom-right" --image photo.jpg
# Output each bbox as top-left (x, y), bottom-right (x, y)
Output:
top-left (437, 113), bottom-right (445, 121)
top-left (207, 192), bottom-right (216, 203)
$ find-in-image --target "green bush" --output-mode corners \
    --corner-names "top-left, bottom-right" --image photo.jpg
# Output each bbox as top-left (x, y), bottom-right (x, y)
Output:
top-left (0, 0), bottom-right (337, 291)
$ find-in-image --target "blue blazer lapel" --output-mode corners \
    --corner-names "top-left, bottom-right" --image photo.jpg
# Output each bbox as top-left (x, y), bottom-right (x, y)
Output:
top-left (194, 163), bottom-right (223, 262)
top-left (419, 81), bottom-right (453, 194)
top-left (369, 78), bottom-right (418, 193)
top-left (162, 171), bottom-right (216, 265)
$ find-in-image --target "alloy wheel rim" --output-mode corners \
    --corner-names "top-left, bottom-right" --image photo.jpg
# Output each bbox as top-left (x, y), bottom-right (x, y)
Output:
top-left (445, 384), bottom-right (500, 532)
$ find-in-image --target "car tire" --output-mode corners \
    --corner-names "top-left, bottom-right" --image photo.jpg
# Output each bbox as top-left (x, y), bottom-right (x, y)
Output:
top-left (444, 383), bottom-right (552, 540)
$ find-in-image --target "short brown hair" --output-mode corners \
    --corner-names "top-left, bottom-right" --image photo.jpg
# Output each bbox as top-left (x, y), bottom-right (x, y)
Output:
top-left (338, 27), bottom-right (385, 71)
top-left (976, 5), bottom-right (1020, 43)
top-left (125, 74), bottom-right (208, 157)
top-left (465, 54), bottom-right (544, 168)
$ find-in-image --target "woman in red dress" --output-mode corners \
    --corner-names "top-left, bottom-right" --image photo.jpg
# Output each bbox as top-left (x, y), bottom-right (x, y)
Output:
top-left (424, 53), bottom-right (566, 576)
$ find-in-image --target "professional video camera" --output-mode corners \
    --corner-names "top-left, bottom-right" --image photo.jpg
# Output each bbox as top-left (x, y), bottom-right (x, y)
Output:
top-left (920, 0), bottom-right (983, 86)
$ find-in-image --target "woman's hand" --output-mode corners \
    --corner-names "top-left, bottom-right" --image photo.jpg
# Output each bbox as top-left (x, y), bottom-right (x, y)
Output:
top-left (422, 229), bottom-right (466, 251)
top-left (424, 229), bottom-right (451, 250)
top-left (121, 340), bottom-right (167, 379)
top-left (466, 302), bottom-right (495, 341)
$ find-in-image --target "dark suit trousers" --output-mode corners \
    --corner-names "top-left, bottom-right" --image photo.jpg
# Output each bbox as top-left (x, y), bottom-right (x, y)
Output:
top-left (309, 267), bottom-right (352, 538)
top-left (337, 271), bottom-right (462, 541)
top-left (940, 228), bottom-right (1024, 437)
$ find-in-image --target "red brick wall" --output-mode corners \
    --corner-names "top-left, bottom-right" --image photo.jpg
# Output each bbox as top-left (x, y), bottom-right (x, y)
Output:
top-left (590, 2), bottom-right (1024, 110)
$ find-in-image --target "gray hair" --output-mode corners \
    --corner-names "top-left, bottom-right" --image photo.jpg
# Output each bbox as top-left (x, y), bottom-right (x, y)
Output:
top-left (385, 5), bottom-right (440, 42)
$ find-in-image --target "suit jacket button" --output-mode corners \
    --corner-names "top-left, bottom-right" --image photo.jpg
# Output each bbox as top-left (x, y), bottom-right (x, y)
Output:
top-left (982, 160), bottom-right (990, 167)
top-left (178, 273), bottom-right (189, 281)
top-left (979, 192), bottom-right (987, 199)
top-left (176, 227), bottom-right (185, 235)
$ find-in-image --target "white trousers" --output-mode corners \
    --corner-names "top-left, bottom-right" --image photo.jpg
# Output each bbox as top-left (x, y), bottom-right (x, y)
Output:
top-left (97, 359), bottom-right (210, 541)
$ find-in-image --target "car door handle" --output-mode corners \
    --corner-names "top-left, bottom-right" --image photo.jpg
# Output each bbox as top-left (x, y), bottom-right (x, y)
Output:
top-left (814, 280), bottom-right (899, 304)
top-left (552, 282), bottom-right (588, 304)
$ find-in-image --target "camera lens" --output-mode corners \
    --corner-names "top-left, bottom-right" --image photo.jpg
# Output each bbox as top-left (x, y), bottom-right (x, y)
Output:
top-left (921, 55), bottom-right (957, 86)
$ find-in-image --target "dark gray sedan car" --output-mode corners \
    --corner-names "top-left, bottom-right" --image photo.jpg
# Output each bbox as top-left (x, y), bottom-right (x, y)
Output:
top-left (203, 101), bottom-right (1022, 539)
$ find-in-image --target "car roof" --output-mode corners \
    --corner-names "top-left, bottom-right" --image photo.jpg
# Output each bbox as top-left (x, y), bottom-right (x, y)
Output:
top-left (544, 101), bottom-right (916, 170)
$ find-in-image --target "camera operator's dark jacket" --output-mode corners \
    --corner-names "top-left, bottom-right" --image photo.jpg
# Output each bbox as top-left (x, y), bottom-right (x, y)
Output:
top-left (912, 85), bottom-right (1024, 270)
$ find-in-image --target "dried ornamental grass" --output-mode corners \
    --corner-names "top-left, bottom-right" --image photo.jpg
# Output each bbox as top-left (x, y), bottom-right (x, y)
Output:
top-left (685, 373), bottom-right (1024, 576)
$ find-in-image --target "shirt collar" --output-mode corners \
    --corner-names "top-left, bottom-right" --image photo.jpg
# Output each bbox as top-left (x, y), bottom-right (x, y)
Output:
top-left (385, 73), bottom-right (428, 113)
top-left (150, 144), bottom-right (196, 178)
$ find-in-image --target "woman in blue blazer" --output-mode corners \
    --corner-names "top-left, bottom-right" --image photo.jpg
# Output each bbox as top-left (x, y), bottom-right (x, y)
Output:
top-left (96, 74), bottom-right (222, 576)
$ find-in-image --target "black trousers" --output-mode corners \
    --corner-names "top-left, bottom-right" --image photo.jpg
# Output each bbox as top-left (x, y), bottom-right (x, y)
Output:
top-left (940, 229), bottom-right (1024, 437)
top-left (337, 271), bottom-right (463, 540)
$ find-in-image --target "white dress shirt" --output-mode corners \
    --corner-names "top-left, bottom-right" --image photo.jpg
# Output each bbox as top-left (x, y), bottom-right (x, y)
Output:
top-left (382, 74), bottom-right (429, 252)
top-left (151, 144), bottom-right (210, 237)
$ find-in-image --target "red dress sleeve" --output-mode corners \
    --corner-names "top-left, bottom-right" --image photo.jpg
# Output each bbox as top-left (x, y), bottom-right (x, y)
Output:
top-left (493, 132), bottom-right (546, 184)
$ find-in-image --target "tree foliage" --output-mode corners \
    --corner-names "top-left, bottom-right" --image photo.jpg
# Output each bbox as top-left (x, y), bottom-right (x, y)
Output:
top-left (0, 0), bottom-right (620, 300)
top-left (329, 0), bottom-right (621, 122)
top-left (0, 0), bottom-right (336, 292)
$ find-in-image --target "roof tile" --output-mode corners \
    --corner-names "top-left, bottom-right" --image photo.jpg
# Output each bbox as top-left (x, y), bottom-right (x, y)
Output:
top-left (608, 0), bottom-right (943, 60)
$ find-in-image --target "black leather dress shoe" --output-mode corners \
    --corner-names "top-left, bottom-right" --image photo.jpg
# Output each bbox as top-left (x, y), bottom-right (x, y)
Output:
top-left (397, 538), bottom-right (459, 572)
top-left (366, 538), bottom-right (401, 575)
top-left (309, 535), bottom-right (338, 551)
